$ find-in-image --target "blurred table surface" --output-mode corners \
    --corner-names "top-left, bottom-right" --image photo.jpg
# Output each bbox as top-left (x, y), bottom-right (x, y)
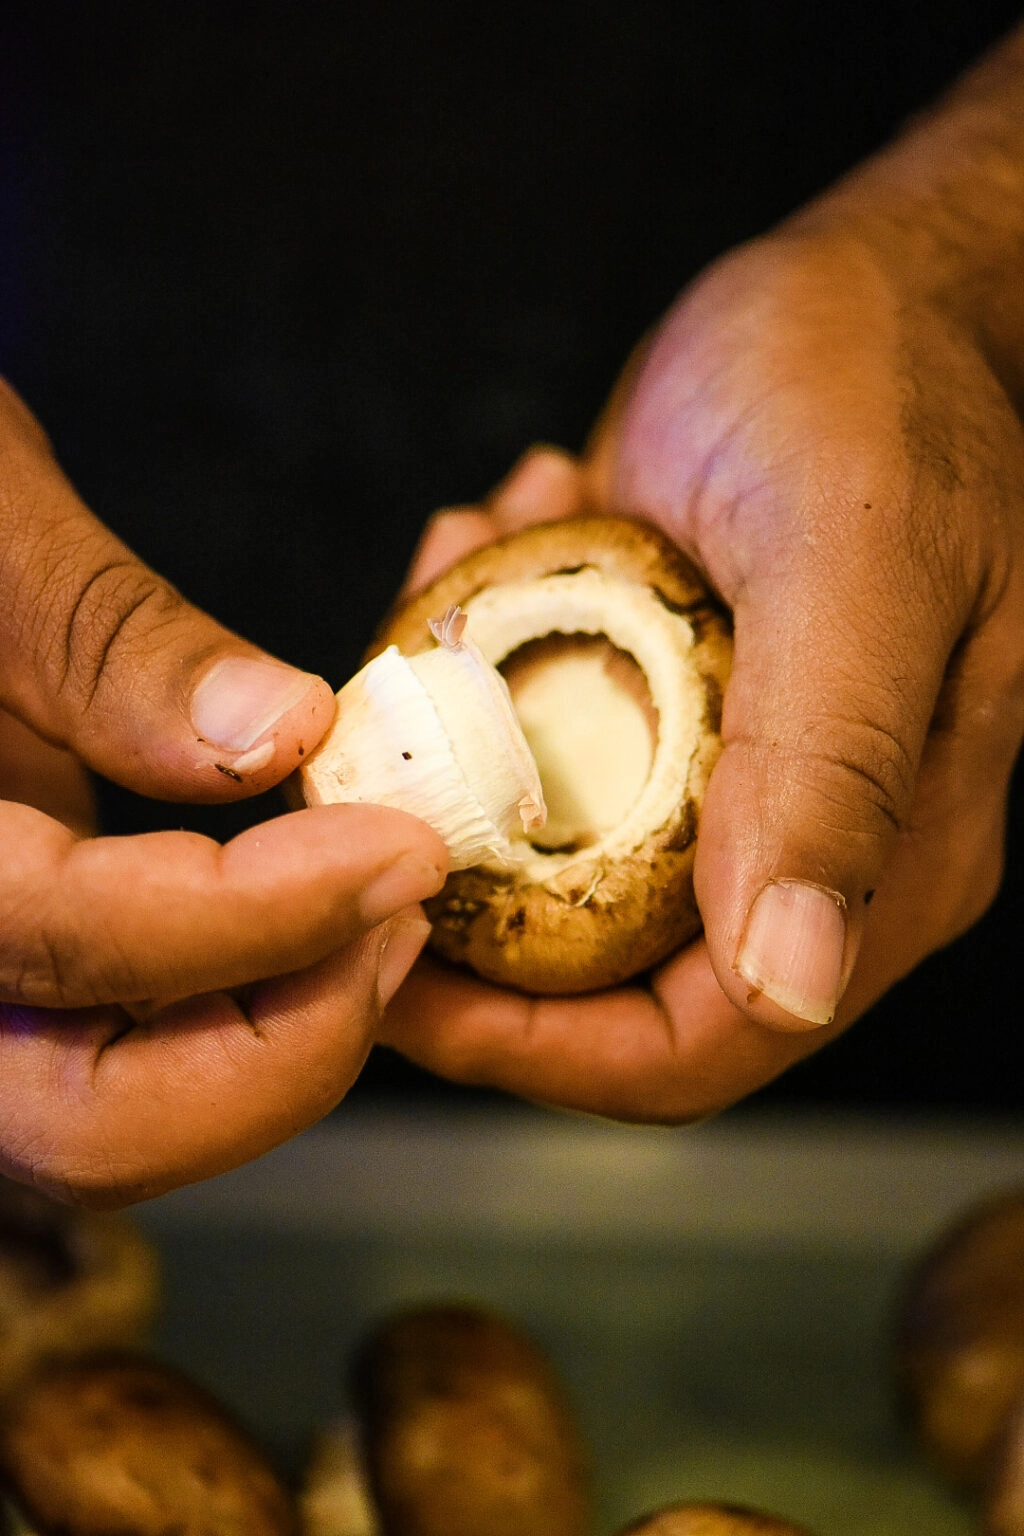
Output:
top-left (134, 1102), bottom-right (1024, 1533)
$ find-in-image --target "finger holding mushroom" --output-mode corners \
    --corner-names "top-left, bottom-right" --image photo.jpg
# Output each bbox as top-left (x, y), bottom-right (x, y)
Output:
top-left (299, 515), bottom-right (732, 995)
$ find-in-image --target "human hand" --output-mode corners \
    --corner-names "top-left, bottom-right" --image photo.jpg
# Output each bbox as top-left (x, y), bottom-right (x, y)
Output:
top-left (380, 206), bottom-right (1024, 1119)
top-left (0, 378), bottom-right (448, 1205)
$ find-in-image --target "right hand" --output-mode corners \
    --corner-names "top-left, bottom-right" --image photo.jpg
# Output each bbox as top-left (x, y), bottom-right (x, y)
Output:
top-left (0, 377), bottom-right (448, 1207)
top-left (381, 215), bottom-right (1024, 1121)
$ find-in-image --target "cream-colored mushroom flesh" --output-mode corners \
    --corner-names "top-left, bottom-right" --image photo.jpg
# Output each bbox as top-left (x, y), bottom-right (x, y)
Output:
top-left (461, 568), bottom-right (706, 883)
top-left (501, 634), bottom-right (656, 854)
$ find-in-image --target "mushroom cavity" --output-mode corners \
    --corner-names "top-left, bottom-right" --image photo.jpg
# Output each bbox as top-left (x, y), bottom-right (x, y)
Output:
top-left (501, 633), bottom-right (656, 855)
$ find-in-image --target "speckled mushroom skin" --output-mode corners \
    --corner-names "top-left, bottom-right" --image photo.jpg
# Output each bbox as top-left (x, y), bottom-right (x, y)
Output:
top-left (377, 516), bottom-right (732, 994)
top-left (616, 1502), bottom-right (817, 1535)
top-left (351, 1303), bottom-right (591, 1536)
top-left (895, 1188), bottom-right (1024, 1488)
top-left (0, 1354), bottom-right (299, 1536)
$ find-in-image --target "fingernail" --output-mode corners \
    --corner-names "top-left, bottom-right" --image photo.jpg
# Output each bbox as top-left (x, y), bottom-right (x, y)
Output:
top-left (498, 446), bottom-right (577, 513)
top-left (735, 879), bottom-right (847, 1027)
top-left (191, 657), bottom-right (319, 753)
top-left (375, 914), bottom-right (432, 1010)
top-left (360, 854), bottom-right (447, 929)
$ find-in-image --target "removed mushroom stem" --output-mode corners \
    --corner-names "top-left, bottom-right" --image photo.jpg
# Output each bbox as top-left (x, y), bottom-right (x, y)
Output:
top-left (300, 607), bottom-right (546, 869)
top-left (302, 1418), bottom-right (380, 1536)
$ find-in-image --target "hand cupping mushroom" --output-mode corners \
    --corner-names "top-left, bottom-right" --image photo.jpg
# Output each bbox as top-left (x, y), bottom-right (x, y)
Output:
top-left (298, 516), bottom-right (731, 993)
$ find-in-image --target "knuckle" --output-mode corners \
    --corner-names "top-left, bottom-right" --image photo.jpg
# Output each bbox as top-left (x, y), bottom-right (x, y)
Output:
top-left (55, 557), bottom-right (180, 710)
top-left (0, 922), bottom-right (135, 1011)
top-left (0, 927), bottom-right (80, 1008)
top-left (795, 714), bottom-right (916, 840)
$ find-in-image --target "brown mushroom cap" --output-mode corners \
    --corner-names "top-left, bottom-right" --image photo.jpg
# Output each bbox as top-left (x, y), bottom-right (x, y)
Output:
top-left (615, 1503), bottom-right (817, 1535)
top-left (0, 1178), bottom-right (159, 1401)
top-left (351, 1303), bottom-right (591, 1536)
top-left (894, 1187), bottom-right (1024, 1487)
top-left (377, 515), bottom-right (732, 993)
top-left (0, 1353), bottom-right (298, 1536)
top-left (985, 1383), bottom-right (1024, 1534)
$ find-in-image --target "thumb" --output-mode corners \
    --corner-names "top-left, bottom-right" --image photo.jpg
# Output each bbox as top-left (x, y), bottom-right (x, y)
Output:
top-left (0, 379), bottom-right (334, 800)
top-left (696, 526), bottom-right (962, 1032)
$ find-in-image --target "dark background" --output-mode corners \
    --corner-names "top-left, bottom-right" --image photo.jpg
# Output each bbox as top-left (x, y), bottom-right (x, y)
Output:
top-left (1, 2), bottom-right (1021, 1114)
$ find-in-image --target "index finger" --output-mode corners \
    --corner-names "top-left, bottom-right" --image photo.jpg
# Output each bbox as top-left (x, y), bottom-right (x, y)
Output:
top-left (401, 448), bottom-right (592, 600)
top-left (0, 801), bottom-right (447, 1009)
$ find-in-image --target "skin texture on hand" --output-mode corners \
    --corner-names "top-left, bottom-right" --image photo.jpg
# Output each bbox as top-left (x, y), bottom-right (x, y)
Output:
top-left (0, 378), bottom-right (448, 1206)
top-left (380, 25), bottom-right (1024, 1122)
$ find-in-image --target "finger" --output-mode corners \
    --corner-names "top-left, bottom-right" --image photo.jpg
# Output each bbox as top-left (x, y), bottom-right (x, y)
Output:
top-left (381, 578), bottom-right (1018, 1123)
top-left (839, 592), bottom-right (1024, 1015)
top-left (691, 481), bottom-right (983, 1033)
top-left (402, 507), bottom-right (499, 597)
top-left (0, 910), bottom-right (431, 1206)
top-left (0, 377), bottom-right (335, 800)
top-left (0, 706), bottom-right (97, 836)
top-left (379, 736), bottom-right (1006, 1123)
top-left (485, 443), bottom-right (589, 529)
top-left (400, 445), bottom-right (589, 601)
top-left (0, 801), bottom-right (446, 1008)
top-left (403, 446), bottom-right (590, 602)
top-left (380, 946), bottom-right (829, 1123)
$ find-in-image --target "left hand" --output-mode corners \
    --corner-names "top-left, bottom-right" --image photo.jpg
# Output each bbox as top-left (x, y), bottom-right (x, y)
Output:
top-left (0, 379), bottom-right (447, 1205)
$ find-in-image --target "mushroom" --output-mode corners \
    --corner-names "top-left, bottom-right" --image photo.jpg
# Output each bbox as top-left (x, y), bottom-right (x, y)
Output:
top-left (0, 1178), bottom-right (159, 1402)
top-left (615, 1504), bottom-right (817, 1535)
top-left (349, 1303), bottom-right (592, 1536)
top-left (894, 1187), bottom-right (1024, 1487)
top-left (985, 1384), bottom-right (1024, 1534)
top-left (0, 1353), bottom-right (298, 1535)
top-left (299, 516), bottom-right (731, 993)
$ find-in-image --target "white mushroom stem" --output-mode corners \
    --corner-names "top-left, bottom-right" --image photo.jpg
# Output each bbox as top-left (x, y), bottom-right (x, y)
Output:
top-left (300, 607), bottom-right (546, 870)
top-left (302, 1419), bottom-right (380, 1536)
